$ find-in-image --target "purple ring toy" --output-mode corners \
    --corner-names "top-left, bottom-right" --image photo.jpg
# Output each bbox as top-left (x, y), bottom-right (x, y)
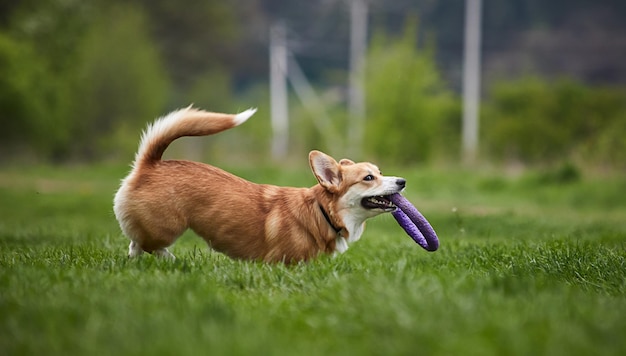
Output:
top-left (389, 193), bottom-right (439, 252)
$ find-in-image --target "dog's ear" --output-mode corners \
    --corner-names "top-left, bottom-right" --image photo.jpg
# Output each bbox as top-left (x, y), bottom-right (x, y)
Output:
top-left (309, 150), bottom-right (341, 192)
top-left (339, 159), bottom-right (355, 166)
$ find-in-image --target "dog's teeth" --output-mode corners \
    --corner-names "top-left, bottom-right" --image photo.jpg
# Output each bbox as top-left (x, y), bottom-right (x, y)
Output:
top-left (366, 196), bottom-right (394, 208)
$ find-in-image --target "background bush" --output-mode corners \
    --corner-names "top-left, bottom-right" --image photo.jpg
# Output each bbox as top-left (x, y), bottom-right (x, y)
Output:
top-left (0, 31), bottom-right (72, 159)
top-left (0, 2), bottom-right (171, 161)
top-left (364, 20), bottom-right (460, 165)
top-left (72, 3), bottom-right (169, 160)
top-left (482, 77), bottom-right (626, 169)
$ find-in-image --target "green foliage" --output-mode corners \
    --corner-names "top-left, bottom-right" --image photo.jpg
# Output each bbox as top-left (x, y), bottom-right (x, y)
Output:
top-left (364, 20), bottom-right (460, 164)
top-left (0, 32), bottom-right (73, 158)
top-left (0, 2), bottom-right (170, 161)
top-left (483, 77), bottom-right (626, 168)
top-left (0, 1), bottom-right (97, 160)
top-left (186, 67), bottom-right (234, 112)
top-left (136, 0), bottom-right (239, 88)
top-left (0, 33), bottom-right (44, 148)
top-left (72, 3), bottom-right (169, 159)
top-left (530, 162), bottom-right (581, 185)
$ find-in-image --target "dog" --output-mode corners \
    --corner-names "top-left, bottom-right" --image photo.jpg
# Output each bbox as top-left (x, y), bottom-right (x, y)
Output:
top-left (113, 107), bottom-right (406, 263)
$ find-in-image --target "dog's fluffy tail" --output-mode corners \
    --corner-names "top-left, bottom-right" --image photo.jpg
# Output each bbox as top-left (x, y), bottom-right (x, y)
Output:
top-left (133, 106), bottom-right (256, 167)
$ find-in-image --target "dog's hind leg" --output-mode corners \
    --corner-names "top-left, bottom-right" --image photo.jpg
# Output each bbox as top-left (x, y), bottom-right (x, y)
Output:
top-left (128, 241), bottom-right (176, 260)
top-left (119, 209), bottom-right (184, 260)
top-left (153, 248), bottom-right (176, 260)
top-left (128, 240), bottom-right (144, 258)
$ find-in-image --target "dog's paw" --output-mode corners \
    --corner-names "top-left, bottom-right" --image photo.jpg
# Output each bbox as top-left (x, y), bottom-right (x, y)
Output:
top-left (153, 248), bottom-right (176, 260)
top-left (128, 241), bottom-right (144, 258)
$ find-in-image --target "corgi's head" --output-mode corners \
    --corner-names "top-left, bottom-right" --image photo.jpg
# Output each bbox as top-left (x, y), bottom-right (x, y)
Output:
top-left (309, 150), bottom-right (406, 242)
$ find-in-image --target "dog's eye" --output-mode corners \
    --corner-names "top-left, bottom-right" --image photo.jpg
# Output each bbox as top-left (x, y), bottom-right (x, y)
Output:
top-left (363, 175), bottom-right (375, 181)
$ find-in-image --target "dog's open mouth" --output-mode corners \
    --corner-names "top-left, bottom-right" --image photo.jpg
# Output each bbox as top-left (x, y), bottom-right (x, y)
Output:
top-left (361, 195), bottom-right (397, 211)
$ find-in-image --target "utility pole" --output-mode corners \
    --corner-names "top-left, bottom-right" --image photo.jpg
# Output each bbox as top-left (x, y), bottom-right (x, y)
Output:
top-left (269, 22), bottom-right (289, 160)
top-left (462, 0), bottom-right (482, 164)
top-left (348, 0), bottom-right (368, 159)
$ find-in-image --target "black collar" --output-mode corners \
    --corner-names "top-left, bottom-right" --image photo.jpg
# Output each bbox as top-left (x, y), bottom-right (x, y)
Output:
top-left (319, 205), bottom-right (342, 234)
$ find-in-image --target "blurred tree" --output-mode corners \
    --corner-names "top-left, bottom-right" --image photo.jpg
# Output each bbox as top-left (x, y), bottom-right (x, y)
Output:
top-left (364, 19), bottom-right (459, 164)
top-left (136, 0), bottom-right (239, 91)
top-left (72, 3), bottom-right (169, 159)
top-left (0, 33), bottom-right (47, 153)
top-left (483, 78), bottom-right (578, 163)
top-left (483, 77), bottom-right (626, 169)
top-left (0, 1), bottom-right (170, 161)
top-left (185, 67), bottom-right (233, 112)
top-left (0, 0), bottom-right (93, 159)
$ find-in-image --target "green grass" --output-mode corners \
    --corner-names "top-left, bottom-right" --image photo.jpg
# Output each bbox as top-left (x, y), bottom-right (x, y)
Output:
top-left (1, 163), bottom-right (625, 355)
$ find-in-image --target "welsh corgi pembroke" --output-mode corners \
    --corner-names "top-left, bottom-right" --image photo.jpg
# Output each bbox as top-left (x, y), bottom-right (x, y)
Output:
top-left (113, 107), bottom-right (406, 263)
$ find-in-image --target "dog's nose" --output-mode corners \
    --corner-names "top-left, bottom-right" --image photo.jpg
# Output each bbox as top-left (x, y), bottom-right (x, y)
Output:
top-left (396, 178), bottom-right (406, 188)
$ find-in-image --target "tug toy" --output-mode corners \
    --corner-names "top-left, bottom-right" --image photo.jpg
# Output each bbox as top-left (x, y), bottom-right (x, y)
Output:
top-left (389, 193), bottom-right (439, 251)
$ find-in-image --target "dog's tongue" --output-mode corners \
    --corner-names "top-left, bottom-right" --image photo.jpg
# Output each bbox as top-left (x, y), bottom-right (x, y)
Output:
top-left (389, 193), bottom-right (439, 251)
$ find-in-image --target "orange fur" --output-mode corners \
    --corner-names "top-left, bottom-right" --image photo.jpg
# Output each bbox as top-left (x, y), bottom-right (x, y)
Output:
top-left (114, 107), bottom-right (406, 263)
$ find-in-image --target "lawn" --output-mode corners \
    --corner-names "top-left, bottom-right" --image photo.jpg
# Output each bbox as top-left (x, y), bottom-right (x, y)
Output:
top-left (0, 163), bottom-right (625, 355)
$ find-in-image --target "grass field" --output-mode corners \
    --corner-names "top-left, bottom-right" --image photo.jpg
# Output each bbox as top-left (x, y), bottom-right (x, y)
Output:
top-left (1, 163), bottom-right (625, 355)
